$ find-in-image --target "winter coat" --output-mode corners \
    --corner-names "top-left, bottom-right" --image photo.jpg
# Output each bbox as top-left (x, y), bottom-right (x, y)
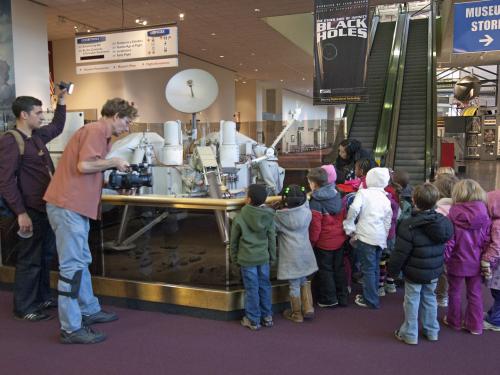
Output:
top-left (484, 190), bottom-right (500, 290)
top-left (230, 204), bottom-right (276, 267)
top-left (483, 190), bottom-right (500, 264)
top-left (388, 210), bottom-right (453, 284)
top-left (275, 202), bottom-right (318, 280)
top-left (343, 168), bottom-right (393, 249)
top-left (386, 186), bottom-right (400, 241)
top-left (436, 198), bottom-right (453, 217)
top-left (309, 183), bottom-right (345, 250)
top-left (445, 200), bottom-right (491, 277)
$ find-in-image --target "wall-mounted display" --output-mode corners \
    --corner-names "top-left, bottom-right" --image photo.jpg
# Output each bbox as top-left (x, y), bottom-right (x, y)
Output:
top-left (75, 24), bottom-right (178, 74)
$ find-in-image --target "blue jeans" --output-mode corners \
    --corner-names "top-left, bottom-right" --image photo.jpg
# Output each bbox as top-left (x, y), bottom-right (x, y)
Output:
top-left (288, 276), bottom-right (307, 297)
top-left (398, 279), bottom-right (439, 343)
top-left (46, 204), bottom-right (101, 333)
top-left (241, 263), bottom-right (272, 324)
top-left (357, 240), bottom-right (381, 308)
top-left (486, 289), bottom-right (500, 326)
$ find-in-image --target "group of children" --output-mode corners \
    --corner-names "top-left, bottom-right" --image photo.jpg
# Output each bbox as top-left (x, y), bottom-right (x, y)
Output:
top-left (230, 163), bottom-right (500, 344)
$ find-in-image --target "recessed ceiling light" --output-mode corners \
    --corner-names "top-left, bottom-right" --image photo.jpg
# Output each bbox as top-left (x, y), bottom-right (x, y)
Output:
top-left (211, 32), bottom-right (216, 36)
top-left (239, 63), bottom-right (243, 66)
top-left (179, 13), bottom-right (185, 20)
top-left (201, 48), bottom-right (207, 51)
top-left (219, 55), bottom-right (224, 58)
top-left (302, 77), bottom-right (306, 81)
top-left (242, 81), bottom-right (247, 84)
top-left (280, 79), bottom-right (284, 82)
top-left (254, 68), bottom-right (258, 72)
top-left (254, 8), bottom-right (260, 12)
top-left (250, 52), bottom-right (255, 56)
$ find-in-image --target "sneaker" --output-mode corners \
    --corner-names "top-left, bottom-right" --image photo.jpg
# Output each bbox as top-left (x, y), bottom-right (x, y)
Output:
top-left (261, 316), bottom-right (274, 328)
top-left (60, 325), bottom-right (106, 344)
top-left (384, 283), bottom-right (397, 294)
top-left (82, 310), bottom-right (118, 326)
top-left (437, 297), bottom-right (448, 308)
top-left (394, 329), bottom-right (418, 345)
top-left (442, 315), bottom-right (460, 330)
top-left (241, 316), bottom-right (260, 331)
top-left (15, 311), bottom-right (53, 322)
top-left (483, 320), bottom-right (500, 332)
top-left (317, 301), bottom-right (338, 308)
top-left (354, 294), bottom-right (369, 308)
top-left (38, 298), bottom-right (58, 310)
top-left (422, 332), bottom-right (438, 342)
top-left (378, 286), bottom-right (386, 297)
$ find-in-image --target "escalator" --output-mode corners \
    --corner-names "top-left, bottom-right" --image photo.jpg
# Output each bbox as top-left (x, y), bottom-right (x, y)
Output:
top-left (348, 21), bottom-right (395, 151)
top-left (392, 18), bottom-right (429, 183)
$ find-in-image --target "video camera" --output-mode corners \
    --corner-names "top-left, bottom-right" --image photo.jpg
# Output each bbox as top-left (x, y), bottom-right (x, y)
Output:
top-left (108, 163), bottom-right (153, 190)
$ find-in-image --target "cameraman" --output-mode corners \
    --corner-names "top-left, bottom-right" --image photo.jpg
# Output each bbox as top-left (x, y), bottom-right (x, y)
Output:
top-left (44, 98), bottom-right (137, 344)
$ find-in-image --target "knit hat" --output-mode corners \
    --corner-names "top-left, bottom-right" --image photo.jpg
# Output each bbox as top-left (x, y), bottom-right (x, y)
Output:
top-left (366, 167), bottom-right (390, 189)
top-left (321, 164), bottom-right (337, 184)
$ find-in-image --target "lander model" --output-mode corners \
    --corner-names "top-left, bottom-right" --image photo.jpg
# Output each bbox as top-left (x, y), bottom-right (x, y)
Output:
top-left (105, 69), bottom-right (298, 250)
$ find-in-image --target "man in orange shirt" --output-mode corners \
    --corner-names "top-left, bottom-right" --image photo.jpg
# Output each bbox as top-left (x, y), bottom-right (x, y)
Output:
top-left (44, 98), bottom-right (137, 344)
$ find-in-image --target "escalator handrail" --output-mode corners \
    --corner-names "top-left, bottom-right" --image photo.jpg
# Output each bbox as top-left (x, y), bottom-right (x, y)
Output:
top-left (373, 10), bottom-right (411, 164)
top-left (385, 12), bottom-right (411, 168)
top-left (425, 0), bottom-right (437, 180)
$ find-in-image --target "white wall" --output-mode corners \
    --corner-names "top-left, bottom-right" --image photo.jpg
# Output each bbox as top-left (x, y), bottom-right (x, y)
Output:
top-left (11, 0), bottom-right (50, 107)
top-left (52, 38), bottom-right (235, 123)
top-left (281, 89), bottom-right (327, 150)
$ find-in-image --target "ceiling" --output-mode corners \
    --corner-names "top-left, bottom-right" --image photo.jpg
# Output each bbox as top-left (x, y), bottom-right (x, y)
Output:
top-left (42, 0), bottom-right (488, 98)
top-left (39, 0), bottom-right (315, 96)
top-left (38, 0), bottom-right (411, 98)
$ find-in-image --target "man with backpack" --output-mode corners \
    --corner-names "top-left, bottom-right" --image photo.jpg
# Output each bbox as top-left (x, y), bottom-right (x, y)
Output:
top-left (0, 90), bottom-right (67, 321)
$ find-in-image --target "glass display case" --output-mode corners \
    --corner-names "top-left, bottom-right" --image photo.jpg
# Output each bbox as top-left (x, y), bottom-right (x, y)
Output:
top-left (465, 116), bottom-right (481, 159)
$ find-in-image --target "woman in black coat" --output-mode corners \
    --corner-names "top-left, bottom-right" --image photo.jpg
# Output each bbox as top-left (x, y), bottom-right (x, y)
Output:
top-left (333, 139), bottom-right (375, 184)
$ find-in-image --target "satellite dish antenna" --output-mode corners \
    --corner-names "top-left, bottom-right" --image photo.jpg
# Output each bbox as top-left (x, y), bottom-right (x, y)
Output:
top-left (165, 69), bottom-right (219, 140)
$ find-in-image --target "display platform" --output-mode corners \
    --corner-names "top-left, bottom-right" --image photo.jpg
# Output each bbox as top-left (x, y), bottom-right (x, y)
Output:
top-left (0, 195), bottom-right (290, 319)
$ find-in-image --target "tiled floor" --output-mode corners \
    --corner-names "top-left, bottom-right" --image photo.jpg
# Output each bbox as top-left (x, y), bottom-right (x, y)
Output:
top-left (463, 160), bottom-right (500, 191)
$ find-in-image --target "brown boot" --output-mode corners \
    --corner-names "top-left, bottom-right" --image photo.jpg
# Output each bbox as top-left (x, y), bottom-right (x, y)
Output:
top-left (283, 296), bottom-right (303, 323)
top-left (300, 283), bottom-right (315, 320)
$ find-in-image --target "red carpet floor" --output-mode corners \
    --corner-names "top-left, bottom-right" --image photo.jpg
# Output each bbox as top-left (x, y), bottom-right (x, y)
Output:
top-left (0, 288), bottom-right (498, 375)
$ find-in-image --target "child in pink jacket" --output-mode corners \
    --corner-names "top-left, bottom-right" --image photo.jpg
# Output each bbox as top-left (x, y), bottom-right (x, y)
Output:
top-left (482, 190), bottom-right (500, 331)
top-left (444, 179), bottom-right (491, 335)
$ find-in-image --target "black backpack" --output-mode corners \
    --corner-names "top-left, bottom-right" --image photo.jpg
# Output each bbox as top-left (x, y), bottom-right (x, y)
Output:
top-left (0, 130), bottom-right (25, 217)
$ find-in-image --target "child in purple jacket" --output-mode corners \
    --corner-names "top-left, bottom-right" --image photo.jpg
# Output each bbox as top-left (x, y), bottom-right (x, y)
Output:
top-left (481, 190), bottom-right (500, 331)
top-left (444, 179), bottom-right (491, 335)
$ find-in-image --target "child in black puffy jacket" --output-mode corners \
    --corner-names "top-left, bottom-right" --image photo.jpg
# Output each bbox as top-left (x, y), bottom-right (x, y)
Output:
top-left (388, 183), bottom-right (453, 345)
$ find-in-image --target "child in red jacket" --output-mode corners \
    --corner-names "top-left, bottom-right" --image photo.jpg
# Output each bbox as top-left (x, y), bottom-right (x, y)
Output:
top-left (308, 167), bottom-right (347, 307)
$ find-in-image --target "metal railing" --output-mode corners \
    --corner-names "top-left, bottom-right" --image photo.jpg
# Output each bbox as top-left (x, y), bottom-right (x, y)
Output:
top-left (425, 0), bottom-right (437, 180)
top-left (373, 5), bottom-right (410, 163)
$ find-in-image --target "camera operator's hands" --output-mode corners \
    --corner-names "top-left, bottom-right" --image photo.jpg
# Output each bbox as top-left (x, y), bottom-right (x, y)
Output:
top-left (112, 157), bottom-right (130, 172)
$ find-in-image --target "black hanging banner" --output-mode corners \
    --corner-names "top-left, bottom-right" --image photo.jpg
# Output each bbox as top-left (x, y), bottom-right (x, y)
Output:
top-left (313, 0), bottom-right (369, 105)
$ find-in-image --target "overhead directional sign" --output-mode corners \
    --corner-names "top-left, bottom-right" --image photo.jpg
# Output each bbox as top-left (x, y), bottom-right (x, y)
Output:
top-left (453, 0), bottom-right (500, 53)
